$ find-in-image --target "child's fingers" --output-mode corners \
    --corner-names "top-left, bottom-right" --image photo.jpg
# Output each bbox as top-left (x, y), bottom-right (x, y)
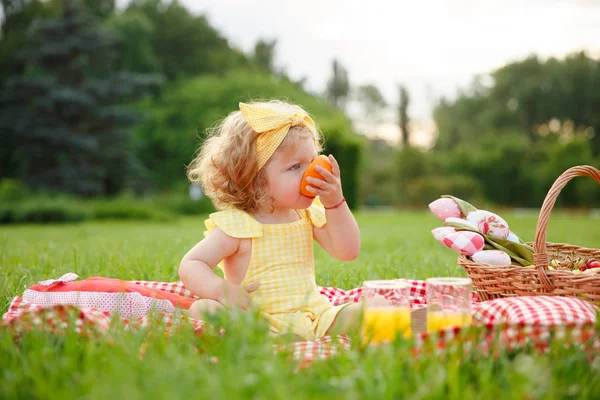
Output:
top-left (305, 176), bottom-right (330, 190)
top-left (244, 281), bottom-right (260, 293)
top-left (315, 165), bottom-right (336, 183)
top-left (305, 185), bottom-right (322, 196)
top-left (328, 154), bottom-right (341, 177)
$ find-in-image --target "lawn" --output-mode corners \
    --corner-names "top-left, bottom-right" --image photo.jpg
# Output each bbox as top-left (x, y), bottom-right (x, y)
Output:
top-left (1, 210), bottom-right (599, 398)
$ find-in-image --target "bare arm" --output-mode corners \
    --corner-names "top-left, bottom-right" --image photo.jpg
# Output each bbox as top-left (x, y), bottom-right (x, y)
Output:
top-left (313, 201), bottom-right (360, 261)
top-left (178, 226), bottom-right (239, 302)
top-left (313, 203), bottom-right (360, 261)
top-left (305, 155), bottom-right (361, 261)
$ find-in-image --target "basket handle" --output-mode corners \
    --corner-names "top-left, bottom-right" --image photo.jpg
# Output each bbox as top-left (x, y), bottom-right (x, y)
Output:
top-left (533, 165), bottom-right (600, 289)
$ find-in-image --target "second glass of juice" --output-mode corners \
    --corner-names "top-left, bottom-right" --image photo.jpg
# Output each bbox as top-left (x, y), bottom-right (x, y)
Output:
top-left (426, 277), bottom-right (473, 332)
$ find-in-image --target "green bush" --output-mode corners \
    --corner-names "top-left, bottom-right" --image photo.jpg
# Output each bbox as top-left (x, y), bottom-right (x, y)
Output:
top-left (443, 132), bottom-right (540, 206)
top-left (396, 147), bottom-right (433, 205)
top-left (436, 133), bottom-right (600, 208)
top-left (16, 203), bottom-right (87, 224)
top-left (0, 195), bottom-right (176, 225)
top-left (90, 202), bottom-right (173, 222)
top-left (0, 191), bottom-right (227, 225)
top-left (0, 204), bottom-right (16, 224)
top-left (320, 116), bottom-right (364, 209)
top-left (0, 179), bottom-right (28, 202)
top-left (0, 198), bottom-right (87, 224)
top-left (155, 193), bottom-right (215, 215)
top-left (536, 136), bottom-right (600, 207)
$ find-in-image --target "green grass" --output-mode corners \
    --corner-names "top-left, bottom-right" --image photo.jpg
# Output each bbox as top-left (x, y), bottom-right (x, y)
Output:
top-left (1, 210), bottom-right (600, 399)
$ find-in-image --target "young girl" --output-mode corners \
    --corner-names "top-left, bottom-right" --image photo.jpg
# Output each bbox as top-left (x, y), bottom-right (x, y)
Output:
top-left (179, 100), bottom-right (362, 341)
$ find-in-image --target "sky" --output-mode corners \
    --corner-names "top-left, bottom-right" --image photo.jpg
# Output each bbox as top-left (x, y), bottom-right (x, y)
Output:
top-left (120, 0), bottom-right (600, 145)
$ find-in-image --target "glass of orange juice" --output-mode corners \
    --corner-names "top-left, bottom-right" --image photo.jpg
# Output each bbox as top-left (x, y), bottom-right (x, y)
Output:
top-left (426, 277), bottom-right (473, 332)
top-left (362, 279), bottom-right (411, 344)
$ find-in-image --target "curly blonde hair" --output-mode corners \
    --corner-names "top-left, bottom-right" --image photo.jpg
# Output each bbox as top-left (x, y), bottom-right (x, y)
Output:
top-left (187, 100), bottom-right (324, 213)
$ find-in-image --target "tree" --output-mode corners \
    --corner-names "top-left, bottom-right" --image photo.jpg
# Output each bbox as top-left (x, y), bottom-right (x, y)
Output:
top-left (78, 0), bottom-right (114, 19)
top-left (398, 84), bottom-right (410, 147)
top-left (1, 0), bottom-right (116, 89)
top-left (122, 0), bottom-right (248, 80)
top-left (432, 90), bottom-right (488, 151)
top-left (0, 0), bottom-right (60, 89)
top-left (356, 84), bottom-right (386, 137)
top-left (0, 0), bottom-right (162, 195)
top-left (105, 9), bottom-right (161, 74)
top-left (253, 38), bottom-right (277, 74)
top-left (326, 59), bottom-right (349, 110)
top-left (433, 52), bottom-right (600, 154)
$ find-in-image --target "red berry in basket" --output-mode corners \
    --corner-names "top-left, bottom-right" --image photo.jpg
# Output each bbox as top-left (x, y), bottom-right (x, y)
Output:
top-left (585, 259), bottom-right (596, 269)
top-left (589, 261), bottom-right (600, 269)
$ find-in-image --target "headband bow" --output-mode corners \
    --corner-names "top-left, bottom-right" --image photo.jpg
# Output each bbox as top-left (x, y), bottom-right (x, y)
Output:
top-left (239, 102), bottom-right (317, 170)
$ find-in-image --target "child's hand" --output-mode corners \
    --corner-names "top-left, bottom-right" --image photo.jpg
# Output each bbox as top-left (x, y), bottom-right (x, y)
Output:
top-left (217, 281), bottom-right (260, 311)
top-left (305, 154), bottom-right (344, 208)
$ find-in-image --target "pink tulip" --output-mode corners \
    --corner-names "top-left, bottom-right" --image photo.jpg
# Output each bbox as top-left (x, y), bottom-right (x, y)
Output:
top-left (431, 227), bottom-right (456, 244)
top-left (428, 198), bottom-right (461, 221)
top-left (442, 231), bottom-right (485, 256)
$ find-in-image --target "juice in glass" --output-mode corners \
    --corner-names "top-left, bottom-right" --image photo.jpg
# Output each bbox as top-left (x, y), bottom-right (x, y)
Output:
top-left (361, 279), bottom-right (411, 343)
top-left (426, 311), bottom-right (472, 331)
top-left (362, 307), bottom-right (411, 343)
top-left (426, 277), bottom-right (473, 333)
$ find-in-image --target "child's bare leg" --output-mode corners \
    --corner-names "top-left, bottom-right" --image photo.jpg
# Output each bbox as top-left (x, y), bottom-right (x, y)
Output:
top-left (188, 299), bottom-right (225, 319)
top-left (326, 303), bottom-right (363, 336)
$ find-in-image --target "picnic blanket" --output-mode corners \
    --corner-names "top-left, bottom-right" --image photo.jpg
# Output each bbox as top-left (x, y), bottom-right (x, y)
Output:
top-left (2, 273), bottom-right (599, 366)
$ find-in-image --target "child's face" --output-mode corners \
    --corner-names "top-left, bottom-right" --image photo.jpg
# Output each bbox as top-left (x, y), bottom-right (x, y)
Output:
top-left (263, 136), bottom-right (318, 212)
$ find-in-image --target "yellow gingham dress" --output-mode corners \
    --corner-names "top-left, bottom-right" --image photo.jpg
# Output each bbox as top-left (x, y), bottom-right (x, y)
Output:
top-left (204, 198), bottom-right (350, 340)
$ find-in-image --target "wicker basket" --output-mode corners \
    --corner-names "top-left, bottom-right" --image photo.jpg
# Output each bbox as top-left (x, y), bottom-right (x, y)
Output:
top-left (458, 165), bottom-right (600, 303)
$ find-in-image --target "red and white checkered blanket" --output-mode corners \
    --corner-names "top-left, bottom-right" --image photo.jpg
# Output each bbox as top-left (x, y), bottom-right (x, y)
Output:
top-left (2, 273), bottom-right (599, 366)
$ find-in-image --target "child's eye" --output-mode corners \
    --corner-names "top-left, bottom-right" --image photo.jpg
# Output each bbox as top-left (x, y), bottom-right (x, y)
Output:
top-left (289, 164), bottom-right (300, 171)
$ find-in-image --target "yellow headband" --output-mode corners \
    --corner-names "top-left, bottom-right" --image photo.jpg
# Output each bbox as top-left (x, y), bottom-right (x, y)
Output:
top-left (239, 102), bottom-right (317, 170)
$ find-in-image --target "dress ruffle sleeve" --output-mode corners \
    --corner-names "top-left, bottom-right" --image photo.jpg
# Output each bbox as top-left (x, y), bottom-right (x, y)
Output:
top-left (204, 210), bottom-right (263, 238)
top-left (306, 197), bottom-right (327, 228)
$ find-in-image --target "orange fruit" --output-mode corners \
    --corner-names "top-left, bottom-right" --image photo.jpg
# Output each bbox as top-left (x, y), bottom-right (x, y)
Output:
top-left (300, 155), bottom-right (332, 197)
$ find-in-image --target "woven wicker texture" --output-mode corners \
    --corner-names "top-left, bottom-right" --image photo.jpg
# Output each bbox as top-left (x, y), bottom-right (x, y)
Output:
top-left (458, 166), bottom-right (600, 302)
